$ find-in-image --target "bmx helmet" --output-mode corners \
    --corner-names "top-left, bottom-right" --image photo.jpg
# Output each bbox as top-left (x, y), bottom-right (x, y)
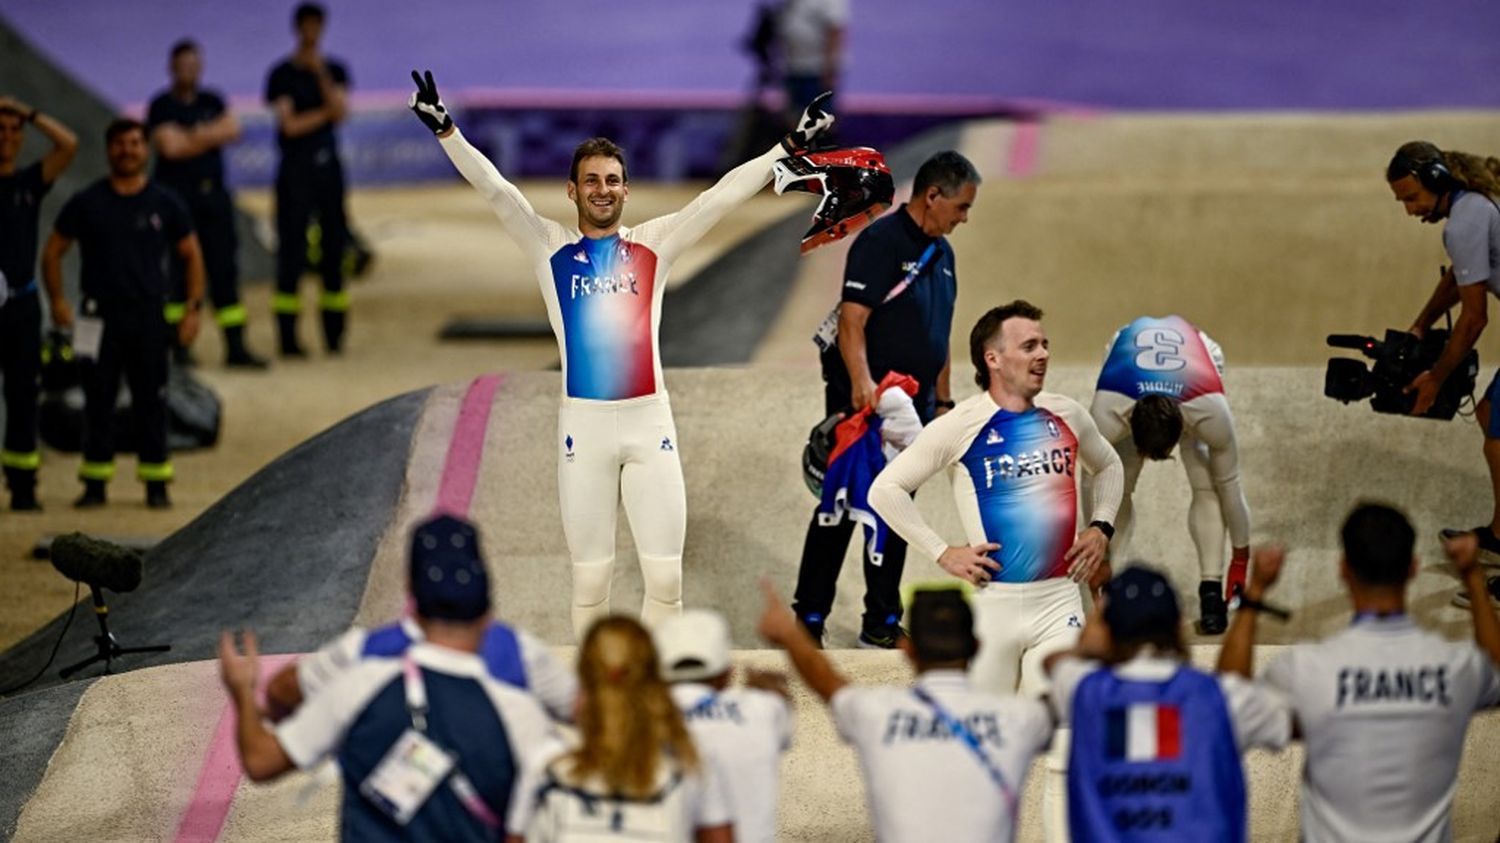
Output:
top-left (774, 147), bottom-right (894, 254)
top-left (801, 410), bottom-right (845, 498)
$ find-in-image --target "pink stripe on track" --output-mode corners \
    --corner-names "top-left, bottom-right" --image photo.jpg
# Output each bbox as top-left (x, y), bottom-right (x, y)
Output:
top-left (434, 374), bottom-right (504, 517)
top-left (172, 374), bottom-right (505, 842)
top-left (172, 653), bottom-right (296, 843)
top-left (1008, 119), bottom-right (1043, 178)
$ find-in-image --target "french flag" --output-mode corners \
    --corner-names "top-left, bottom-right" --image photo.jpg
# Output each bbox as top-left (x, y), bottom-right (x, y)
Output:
top-left (1106, 704), bottom-right (1182, 762)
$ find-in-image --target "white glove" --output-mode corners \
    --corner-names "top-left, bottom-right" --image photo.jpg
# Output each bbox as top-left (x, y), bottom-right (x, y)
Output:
top-left (876, 388), bottom-right (922, 461)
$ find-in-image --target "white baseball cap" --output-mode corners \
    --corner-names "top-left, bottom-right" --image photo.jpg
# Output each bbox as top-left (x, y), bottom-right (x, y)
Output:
top-left (654, 610), bottom-right (732, 682)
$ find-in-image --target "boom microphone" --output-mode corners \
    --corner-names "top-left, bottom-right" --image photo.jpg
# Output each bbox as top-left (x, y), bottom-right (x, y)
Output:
top-left (50, 533), bottom-right (144, 593)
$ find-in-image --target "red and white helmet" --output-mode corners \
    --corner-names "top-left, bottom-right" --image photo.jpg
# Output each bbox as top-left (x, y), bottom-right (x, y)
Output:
top-left (773, 147), bottom-right (895, 254)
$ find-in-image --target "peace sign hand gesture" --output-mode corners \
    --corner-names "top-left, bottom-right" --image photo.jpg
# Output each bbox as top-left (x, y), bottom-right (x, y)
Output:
top-left (408, 69), bottom-right (453, 136)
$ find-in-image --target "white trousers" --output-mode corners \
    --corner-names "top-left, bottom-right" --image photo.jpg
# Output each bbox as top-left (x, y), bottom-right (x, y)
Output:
top-left (970, 577), bottom-right (1082, 843)
top-left (558, 395), bottom-right (685, 639)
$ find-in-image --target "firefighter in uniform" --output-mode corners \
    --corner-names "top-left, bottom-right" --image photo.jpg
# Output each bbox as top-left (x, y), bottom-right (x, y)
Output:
top-left (41, 119), bottom-right (204, 508)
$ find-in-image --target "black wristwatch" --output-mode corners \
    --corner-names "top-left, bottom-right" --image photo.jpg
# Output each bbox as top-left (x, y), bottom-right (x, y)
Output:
top-left (935, 399), bottom-right (956, 410)
top-left (1088, 520), bottom-right (1115, 540)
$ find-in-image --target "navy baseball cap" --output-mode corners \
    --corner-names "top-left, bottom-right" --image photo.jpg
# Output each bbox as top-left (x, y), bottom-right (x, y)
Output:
top-left (409, 514), bottom-right (491, 621)
top-left (1102, 566), bottom-right (1180, 641)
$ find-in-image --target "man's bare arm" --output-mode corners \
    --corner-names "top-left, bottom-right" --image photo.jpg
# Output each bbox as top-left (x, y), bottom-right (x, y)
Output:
top-left (314, 62), bottom-right (348, 124)
top-left (271, 97), bottom-right (330, 139)
top-left (757, 579), bottom-right (847, 701)
top-left (33, 110), bottom-right (79, 183)
top-left (152, 113), bottom-right (240, 161)
top-left (41, 232), bottom-right (74, 328)
top-left (1217, 546), bottom-right (1284, 677)
top-left (219, 631), bottom-right (296, 782)
top-left (1410, 267), bottom-right (1460, 335)
top-left (838, 302), bottom-right (877, 410)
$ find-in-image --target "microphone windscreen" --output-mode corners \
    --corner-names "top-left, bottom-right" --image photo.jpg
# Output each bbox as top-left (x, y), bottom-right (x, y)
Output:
top-left (50, 533), bottom-right (144, 593)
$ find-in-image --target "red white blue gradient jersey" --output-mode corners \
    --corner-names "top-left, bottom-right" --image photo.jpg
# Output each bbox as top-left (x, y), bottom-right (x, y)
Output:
top-left (1096, 315), bottom-right (1224, 402)
top-left (1089, 316), bottom-right (1249, 549)
top-left (439, 127), bottom-right (782, 401)
top-left (870, 392), bottom-right (1124, 584)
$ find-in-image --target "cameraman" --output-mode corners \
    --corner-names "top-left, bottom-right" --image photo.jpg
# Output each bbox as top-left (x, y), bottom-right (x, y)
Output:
top-left (1391, 141), bottom-right (1500, 595)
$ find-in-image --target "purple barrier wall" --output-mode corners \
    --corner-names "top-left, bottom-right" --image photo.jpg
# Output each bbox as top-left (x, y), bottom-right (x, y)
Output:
top-left (6, 0), bottom-right (1500, 113)
top-left (223, 102), bottom-right (1000, 187)
top-left (10, 0), bottom-right (1499, 186)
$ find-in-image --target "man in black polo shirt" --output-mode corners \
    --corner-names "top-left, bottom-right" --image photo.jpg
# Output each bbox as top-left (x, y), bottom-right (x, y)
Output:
top-left (265, 1), bottom-right (351, 357)
top-left (147, 39), bottom-right (268, 369)
top-left (793, 150), bottom-right (981, 647)
top-left (0, 95), bottom-right (76, 510)
top-left (0, 96), bottom-right (77, 511)
top-left (41, 119), bottom-right (205, 509)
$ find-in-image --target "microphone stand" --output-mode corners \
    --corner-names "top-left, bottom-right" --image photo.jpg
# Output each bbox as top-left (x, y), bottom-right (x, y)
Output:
top-left (58, 584), bottom-right (171, 678)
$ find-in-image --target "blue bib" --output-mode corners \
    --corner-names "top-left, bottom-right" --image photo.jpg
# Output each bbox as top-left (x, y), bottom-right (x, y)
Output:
top-left (1068, 665), bottom-right (1245, 842)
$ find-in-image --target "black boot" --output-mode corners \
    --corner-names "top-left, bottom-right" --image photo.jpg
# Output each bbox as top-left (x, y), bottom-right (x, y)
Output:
top-left (1198, 581), bottom-right (1228, 635)
top-left (321, 309), bottom-right (346, 355)
top-left (145, 480), bottom-right (172, 509)
top-left (277, 313), bottom-right (305, 358)
top-left (6, 468), bottom-right (41, 511)
top-left (223, 325), bottom-right (270, 369)
top-left (74, 479), bottom-right (107, 509)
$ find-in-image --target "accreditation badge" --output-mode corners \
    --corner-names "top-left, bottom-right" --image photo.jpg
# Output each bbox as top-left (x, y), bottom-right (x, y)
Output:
top-left (358, 728), bottom-right (457, 825)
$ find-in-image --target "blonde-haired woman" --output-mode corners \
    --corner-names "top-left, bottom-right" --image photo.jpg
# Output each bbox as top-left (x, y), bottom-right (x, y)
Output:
top-left (506, 617), bottom-right (734, 842)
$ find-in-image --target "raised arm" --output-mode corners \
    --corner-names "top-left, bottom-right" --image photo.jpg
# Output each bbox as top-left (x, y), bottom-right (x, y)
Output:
top-left (1, 97), bottom-right (80, 183)
top-left (638, 144), bottom-right (782, 263)
top-left (635, 93), bottom-right (837, 262)
top-left (1445, 532), bottom-right (1500, 666)
top-left (218, 630), bottom-right (296, 782)
top-left (758, 579), bottom-right (847, 701)
top-left (409, 70), bottom-right (564, 262)
top-left (1217, 545), bottom-right (1284, 678)
top-left (313, 57), bottom-right (348, 124)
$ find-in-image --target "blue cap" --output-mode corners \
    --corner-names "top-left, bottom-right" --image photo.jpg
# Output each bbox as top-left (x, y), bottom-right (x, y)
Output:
top-left (409, 515), bottom-right (490, 621)
top-left (1103, 566), bottom-right (1180, 641)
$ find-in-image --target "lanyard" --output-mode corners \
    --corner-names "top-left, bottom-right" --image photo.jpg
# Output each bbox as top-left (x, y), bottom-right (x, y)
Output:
top-left (881, 242), bottom-right (940, 304)
top-left (401, 655), bottom-right (503, 830)
top-left (911, 686), bottom-right (1017, 814)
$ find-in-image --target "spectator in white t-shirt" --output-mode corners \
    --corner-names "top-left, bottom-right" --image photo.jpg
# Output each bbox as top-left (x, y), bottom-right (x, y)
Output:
top-left (759, 580), bottom-right (1053, 843)
top-left (1219, 503), bottom-right (1500, 842)
top-left (655, 610), bottom-right (794, 843)
top-left (506, 616), bottom-right (734, 843)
